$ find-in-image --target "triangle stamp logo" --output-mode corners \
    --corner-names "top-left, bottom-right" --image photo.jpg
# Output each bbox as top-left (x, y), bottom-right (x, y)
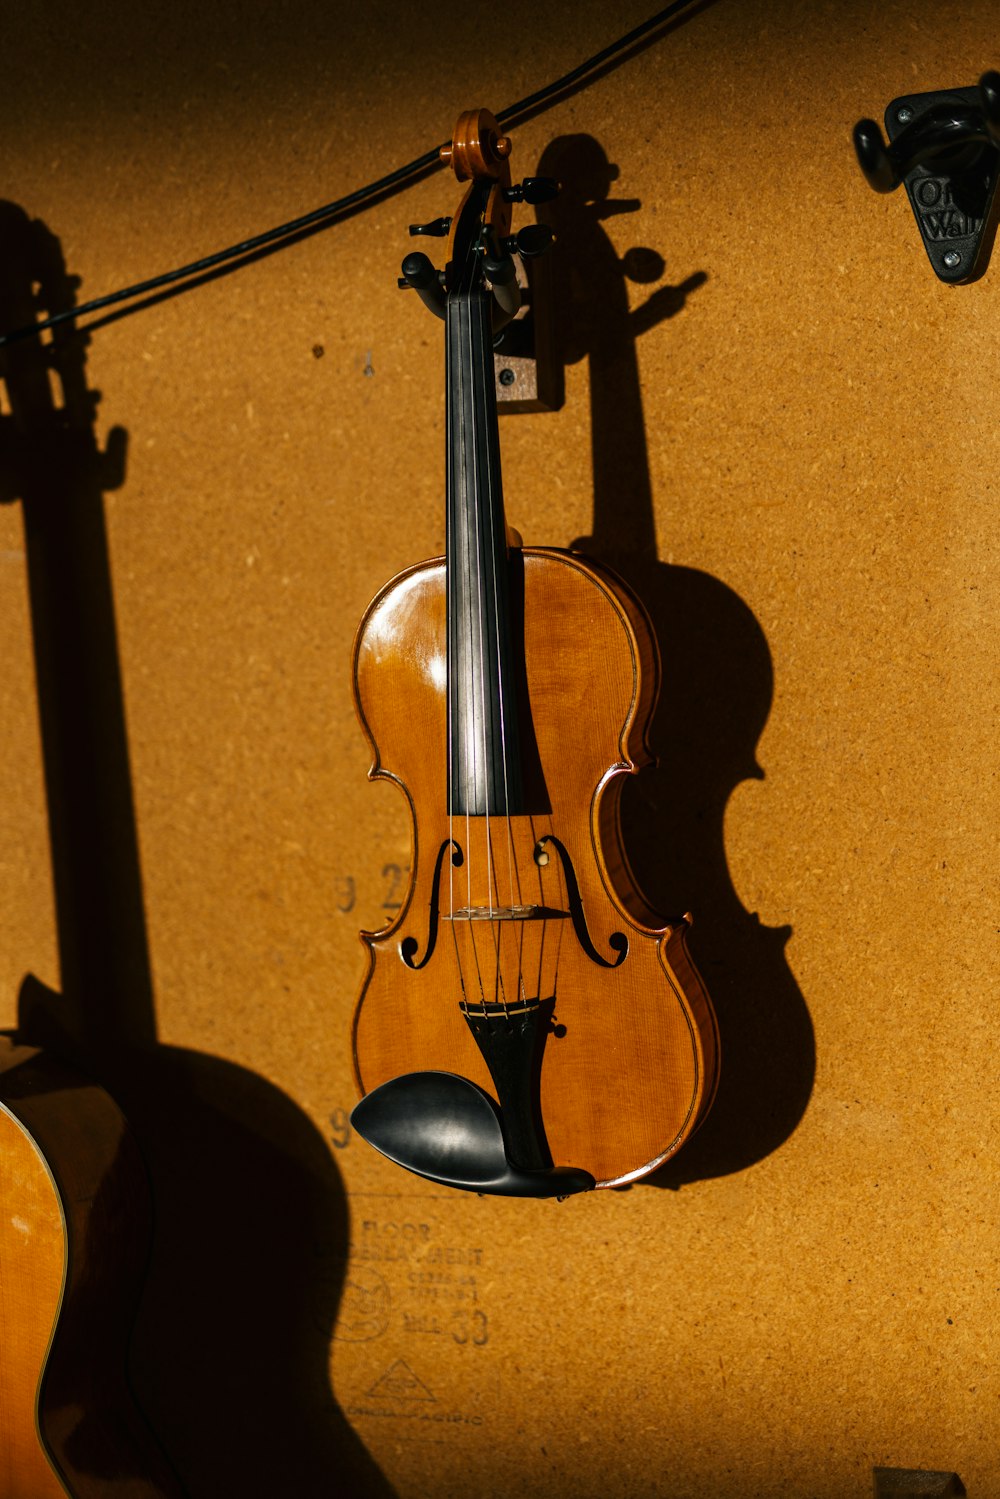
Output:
top-left (367, 1359), bottom-right (436, 1403)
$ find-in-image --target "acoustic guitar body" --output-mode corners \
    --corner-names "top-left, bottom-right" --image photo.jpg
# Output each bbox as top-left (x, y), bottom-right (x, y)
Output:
top-left (0, 1036), bottom-right (182, 1499)
top-left (352, 547), bottom-right (720, 1187)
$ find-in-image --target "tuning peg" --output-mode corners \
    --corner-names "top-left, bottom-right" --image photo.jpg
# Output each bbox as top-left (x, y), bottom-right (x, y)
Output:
top-left (482, 240), bottom-right (521, 324)
top-left (398, 252), bottom-right (447, 319)
top-left (501, 224), bottom-right (554, 259)
top-left (409, 217), bottom-right (452, 238)
top-left (503, 177), bottom-right (560, 204)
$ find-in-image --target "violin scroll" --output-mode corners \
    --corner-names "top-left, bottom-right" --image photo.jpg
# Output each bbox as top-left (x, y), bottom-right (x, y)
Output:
top-left (439, 107), bottom-right (512, 182)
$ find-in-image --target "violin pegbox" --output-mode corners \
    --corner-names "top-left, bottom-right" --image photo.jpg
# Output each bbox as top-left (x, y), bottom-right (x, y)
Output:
top-left (398, 107), bottom-right (558, 327)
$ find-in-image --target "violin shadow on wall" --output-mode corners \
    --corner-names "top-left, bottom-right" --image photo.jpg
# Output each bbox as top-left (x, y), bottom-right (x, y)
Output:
top-left (0, 202), bottom-right (395, 1498)
top-left (534, 138), bottom-right (815, 1185)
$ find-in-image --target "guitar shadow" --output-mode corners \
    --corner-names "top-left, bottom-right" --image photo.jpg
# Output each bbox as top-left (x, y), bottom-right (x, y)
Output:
top-left (0, 201), bottom-right (395, 1496)
top-left (534, 137), bottom-right (815, 1185)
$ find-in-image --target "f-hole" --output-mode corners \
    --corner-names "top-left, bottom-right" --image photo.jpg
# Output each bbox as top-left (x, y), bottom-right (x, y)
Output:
top-left (537, 835), bottom-right (628, 968)
top-left (400, 840), bottom-right (462, 970)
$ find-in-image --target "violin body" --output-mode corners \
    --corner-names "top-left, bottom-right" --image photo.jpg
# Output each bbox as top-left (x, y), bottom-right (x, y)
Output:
top-left (0, 1038), bottom-right (182, 1498)
top-left (352, 547), bottom-right (718, 1187)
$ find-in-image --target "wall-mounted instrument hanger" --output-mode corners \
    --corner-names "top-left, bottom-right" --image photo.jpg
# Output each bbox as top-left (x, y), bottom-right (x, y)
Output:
top-left (349, 108), bottom-right (719, 1197)
top-left (853, 69), bottom-right (1000, 282)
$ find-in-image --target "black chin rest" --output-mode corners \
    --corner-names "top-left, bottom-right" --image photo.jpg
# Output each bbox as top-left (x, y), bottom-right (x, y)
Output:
top-left (351, 1071), bottom-right (594, 1198)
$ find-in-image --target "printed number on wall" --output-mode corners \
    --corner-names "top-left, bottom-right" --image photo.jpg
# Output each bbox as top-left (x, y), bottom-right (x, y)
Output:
top-left (334, 863), bottom-right (411, 916)
top-left (330, 1107), bottom-right (352, 1149)
top-left (453, 1309), bottom-right (489, 1347)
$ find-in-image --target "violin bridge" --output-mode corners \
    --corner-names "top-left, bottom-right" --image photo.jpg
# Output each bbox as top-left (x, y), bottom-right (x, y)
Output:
top-left (446, 904), bottom-right (568, 921)
top-left (448, 903), bottom-right (538, 921)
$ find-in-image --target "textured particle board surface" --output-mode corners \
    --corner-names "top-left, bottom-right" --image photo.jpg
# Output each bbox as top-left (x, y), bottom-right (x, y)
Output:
top-left (0, 1), bottom-right (996, 1496)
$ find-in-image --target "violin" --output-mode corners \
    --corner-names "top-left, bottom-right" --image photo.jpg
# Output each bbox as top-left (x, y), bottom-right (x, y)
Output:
top-left (350, 109), bottom-right (719, 1196)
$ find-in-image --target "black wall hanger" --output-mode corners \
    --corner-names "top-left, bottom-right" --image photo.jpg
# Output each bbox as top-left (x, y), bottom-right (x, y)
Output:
top-left (853, 71), bottom-right (1000, 283)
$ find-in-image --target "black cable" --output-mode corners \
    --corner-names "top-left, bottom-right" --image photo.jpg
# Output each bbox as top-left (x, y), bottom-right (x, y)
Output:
top-left (497, 0), bottom-right (697, 126)
top-left (0, 0), bottom-right (697, 348)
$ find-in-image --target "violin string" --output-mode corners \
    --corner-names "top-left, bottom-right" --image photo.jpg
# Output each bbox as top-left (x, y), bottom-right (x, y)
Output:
top-left (467, 286), bottom-right (508, 1011)
top-left (529, 816), bottom-right (545, 1004)
top-left (445, 302), bottom-right (456, 972)
top-left (449, 913), bottom-right (470, 1010)
top-left (446, 294), bottom-right (472, 1012)
top-left (445, 288), bottom-right (484, 1005)
top-left (446, 837), bottom-right (471, 1020)
top-left (478, 268), bottom-right (524, 1012)
top-left (551, 846), bottom-right (567, 1008)
top-left (475, 283), bottom-right (515, 1014)
top-left (517, 879), bottom-right (529, 1011)
top-left (458, 295), bottom-right (487, 1005)
top-left (460, 290), bottom-right (476, 934)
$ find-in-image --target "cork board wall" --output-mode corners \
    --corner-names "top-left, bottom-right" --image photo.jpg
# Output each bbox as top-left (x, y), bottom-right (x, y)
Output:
top-left (0, 1), bottom-right (995, 1496)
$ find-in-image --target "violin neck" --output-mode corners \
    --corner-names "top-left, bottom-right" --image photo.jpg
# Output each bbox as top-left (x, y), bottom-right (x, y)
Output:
top-left (445, 287), bottom-right (524, 818)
